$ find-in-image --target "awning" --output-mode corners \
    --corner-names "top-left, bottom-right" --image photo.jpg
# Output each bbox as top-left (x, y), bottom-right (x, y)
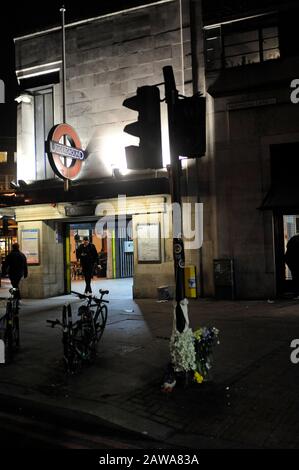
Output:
top-left (259, 184), bottom-right (299, 211)
top-left (11, 176), bottom-right (170, 206)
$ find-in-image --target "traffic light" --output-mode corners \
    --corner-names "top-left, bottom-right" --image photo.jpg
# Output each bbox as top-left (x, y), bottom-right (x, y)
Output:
top-left (174, 93), bottom-right (206, 158)
top-left (123, 86), bottom-right (162, 170)
top-left (2, 216), bottom-right (9, 236)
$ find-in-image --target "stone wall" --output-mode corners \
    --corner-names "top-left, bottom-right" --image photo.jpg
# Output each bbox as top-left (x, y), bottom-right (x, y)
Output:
top-left (208, 87), bottom-right (299, 298)
top-left (15, 0), bottom-right (193, 179)
top-left (18, 220), bottom-right (64, 299)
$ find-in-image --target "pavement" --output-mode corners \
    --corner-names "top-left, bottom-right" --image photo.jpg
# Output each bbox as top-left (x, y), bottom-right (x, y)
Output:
top-left (1, 280), bottom-right (299, 449)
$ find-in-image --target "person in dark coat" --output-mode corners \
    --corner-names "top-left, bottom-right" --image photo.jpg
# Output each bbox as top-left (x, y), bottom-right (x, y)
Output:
top-left (76, 236), bottom-right (98, 294)
top-left (285, 234), bottom-right (299, 297)
top-left (2, 243), bottom-right (28, 298)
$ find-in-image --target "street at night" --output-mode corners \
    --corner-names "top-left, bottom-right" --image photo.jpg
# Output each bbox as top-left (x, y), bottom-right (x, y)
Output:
top-left (1, 286), bottom-right (299, 449)
top-left (1, 0), bottom-right (299, 458)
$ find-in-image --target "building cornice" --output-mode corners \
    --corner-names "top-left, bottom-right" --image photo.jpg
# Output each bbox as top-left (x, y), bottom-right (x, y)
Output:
top-left (14, 0), bottom-right (175, 43)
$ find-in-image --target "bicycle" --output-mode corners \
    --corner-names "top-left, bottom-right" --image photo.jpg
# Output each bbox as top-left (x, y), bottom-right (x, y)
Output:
top-left (0, 288), bottom-right (20, 362)
top-left (47, 289), bottom-right (109, 373)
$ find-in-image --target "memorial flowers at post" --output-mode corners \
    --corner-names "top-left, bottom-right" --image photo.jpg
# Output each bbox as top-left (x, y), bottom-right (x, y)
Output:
top-left (162, 299), bottom-right (220, 392)
top-left (169, 325), bottom-right (220, 384)
top-left (192, 327), bottom-right (220, 383)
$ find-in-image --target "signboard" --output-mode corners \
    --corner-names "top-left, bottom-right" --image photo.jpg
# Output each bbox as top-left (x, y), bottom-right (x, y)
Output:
top-left (46, 123), bottom-right (87, 181)
top-left (49, 141), bottom-right (85, 161)
top-left (21, 229), bottom-right (40, 265)
top-left (227, 98), bottom-right (277, 111)
top-left (124, 241), bottom-right (134, 253)
top-left (65, 205), bottom-right (96, 217)
top-left (137, 223), bottom-right (161, 263)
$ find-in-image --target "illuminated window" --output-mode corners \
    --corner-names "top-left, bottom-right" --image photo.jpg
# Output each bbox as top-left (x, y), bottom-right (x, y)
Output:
top-left (34, 88), bottom-right (54, 179)
top-left (223, 26), bottom-right (280, 68)
top-left (0, 152), bottom-right (7, 163)
top-left (205, 15), bottom-right (280, 70)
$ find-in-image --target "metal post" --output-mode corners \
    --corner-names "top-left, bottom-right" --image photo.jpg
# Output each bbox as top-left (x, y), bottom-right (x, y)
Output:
top-left (60, 5), bottom-right (69, 192)
top-left (60, 5), bottom-right (67, 124)
top-left (163, 65), bottom-right (187, 334)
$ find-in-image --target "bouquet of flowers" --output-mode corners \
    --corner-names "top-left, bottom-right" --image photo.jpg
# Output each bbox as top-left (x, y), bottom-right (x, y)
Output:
top-left (192, 327), bottom-right (220, 384)
top-left (162, 300), bottom-right (220, 392)
top-left (168, 325), bottom-right (219, 386)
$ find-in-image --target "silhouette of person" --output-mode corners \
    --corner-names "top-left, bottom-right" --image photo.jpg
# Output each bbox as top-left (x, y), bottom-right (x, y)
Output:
top-left (2, 243), bottom-right (28, 299)
top-left (76, 237), bottom-right (98, 294)
top-left (285, 234), bottom-right (299, 298)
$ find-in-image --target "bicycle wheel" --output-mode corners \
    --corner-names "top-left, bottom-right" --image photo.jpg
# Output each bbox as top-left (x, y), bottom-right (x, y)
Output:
top-left (64, 305), bottom-right (82, 374)
top-left (13, 315), bottom-right (20, 349)
top-left (4, 302), bottom-right (13, 361)
top-left (12, 300), bottom-right (20, 349)
top-left (64, 341), bottom-right (82, 374)
top-left (73, 318), bottom-right (96, 364)
top-left (63, 331), bottom-right (82, 374)
top-left (95, 304), bottom-right (108, 341)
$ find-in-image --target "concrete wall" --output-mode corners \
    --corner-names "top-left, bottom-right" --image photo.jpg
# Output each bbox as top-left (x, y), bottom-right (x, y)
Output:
top-left (13, 1), bottom-right (214, 299)
top-left (206, 86), bottom-right (299, 298)
top-left (132, 211), bottom-right (174, 298)
top-left (15, 0), bottom-right (193, 180)
top-left (17, 220), bottom-right (64, 299)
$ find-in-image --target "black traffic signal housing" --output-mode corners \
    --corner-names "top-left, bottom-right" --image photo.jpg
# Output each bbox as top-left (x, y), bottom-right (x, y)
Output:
top-left (174, 93), bottom-right (206, 158)
top-left (123, 86), bottom-right (162, 170)
top-left (2, 216), bottom-right (9, 236)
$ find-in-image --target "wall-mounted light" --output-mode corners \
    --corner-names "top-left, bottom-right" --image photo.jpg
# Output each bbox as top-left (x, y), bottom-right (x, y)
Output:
top-left (10, 181), bottom-right (19, 189)
top-left (111, 165), bottom-right (122, 180)
top-left (15, 93), bottom-right (33, 104)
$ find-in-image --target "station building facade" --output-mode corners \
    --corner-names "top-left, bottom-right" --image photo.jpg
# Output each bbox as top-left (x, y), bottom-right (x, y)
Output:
top-left (13, 0), bottom-right (201, 299)
top-left (11, 0), bottom-right (299, 299)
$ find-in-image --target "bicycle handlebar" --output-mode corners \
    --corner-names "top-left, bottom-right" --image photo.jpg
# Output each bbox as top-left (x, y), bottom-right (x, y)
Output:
top-left (71, 291), bottom-right (87, 300)
top-left (46, 319), bottom-right (61, 328)
top-left (71, 290), bottom-right (109, 303)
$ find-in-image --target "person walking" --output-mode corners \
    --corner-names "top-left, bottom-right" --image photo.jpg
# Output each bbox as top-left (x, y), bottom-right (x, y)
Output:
top-left (2, 243), bottom-right (28, 298)
top-left (76, 236), bottom-right (98, 294)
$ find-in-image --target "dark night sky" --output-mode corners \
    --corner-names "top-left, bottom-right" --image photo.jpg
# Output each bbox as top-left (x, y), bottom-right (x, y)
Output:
top-left (1, 0), bottom-right (299, 137)
top-left (0, 1), bottom-right (159, 100)
top-left (1, 0), bottom-right (298, 100)
top-left (0, 1), bottom-right (159, 138)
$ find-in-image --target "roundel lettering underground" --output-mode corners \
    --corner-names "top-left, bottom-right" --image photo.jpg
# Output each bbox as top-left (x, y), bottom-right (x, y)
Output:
top-left (46, 123), bottom-right (86, 180)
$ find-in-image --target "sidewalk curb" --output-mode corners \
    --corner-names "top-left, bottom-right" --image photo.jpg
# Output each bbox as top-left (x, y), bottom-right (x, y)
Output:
top-left (0, 382), bottom-right (175, 446)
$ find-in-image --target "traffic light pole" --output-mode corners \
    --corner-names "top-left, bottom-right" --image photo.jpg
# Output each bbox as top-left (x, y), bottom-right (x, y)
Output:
top-left (163, 66), bottom-right (187, 334)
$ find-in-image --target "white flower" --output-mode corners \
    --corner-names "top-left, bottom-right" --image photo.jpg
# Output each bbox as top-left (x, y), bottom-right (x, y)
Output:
top-left (170, 328), bottom-right (196, 372)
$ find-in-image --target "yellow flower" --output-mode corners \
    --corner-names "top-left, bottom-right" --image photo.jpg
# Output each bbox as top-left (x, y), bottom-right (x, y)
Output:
top-left (194, 329), bottom-right (202, 341)
top-left (194, 372), bottom-right (204, 384)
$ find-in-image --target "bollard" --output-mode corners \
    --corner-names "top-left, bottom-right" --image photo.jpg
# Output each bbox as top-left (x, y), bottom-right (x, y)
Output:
top-left (184, 266), bottom-right (197, 298)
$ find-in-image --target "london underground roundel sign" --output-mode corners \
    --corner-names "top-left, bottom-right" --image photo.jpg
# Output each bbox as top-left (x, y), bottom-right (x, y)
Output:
top-left (46, 123), bottom-right (86, 180)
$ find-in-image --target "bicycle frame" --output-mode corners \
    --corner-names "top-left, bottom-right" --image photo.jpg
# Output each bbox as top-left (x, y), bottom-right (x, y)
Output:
top-left (0, 288), bottom-right (20, 363)
top-left (47, 290), bottom-right (109, 374)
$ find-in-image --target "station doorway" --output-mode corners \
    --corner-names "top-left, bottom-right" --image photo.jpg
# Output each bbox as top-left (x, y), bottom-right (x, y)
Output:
top-left (274, 213), bottom-right (299, 296)
top-left (65, 221), bottom-right (134, 299)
